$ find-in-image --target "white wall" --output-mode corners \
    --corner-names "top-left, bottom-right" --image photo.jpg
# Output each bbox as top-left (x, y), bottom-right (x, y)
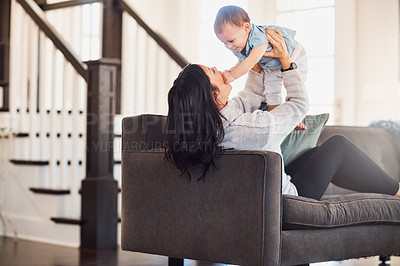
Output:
top-left (248, 0), bottom-right (276, 25)
top-left (335, 0), bottom-right (400, 125)
top-left (355, 0), bottom-right (400, 125)
top-left (334, 0), bottom-right (357, 125)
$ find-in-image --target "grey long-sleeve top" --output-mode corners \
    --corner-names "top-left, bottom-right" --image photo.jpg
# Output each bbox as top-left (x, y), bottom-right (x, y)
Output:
top-left (219, 69), bottom-right (309, 195)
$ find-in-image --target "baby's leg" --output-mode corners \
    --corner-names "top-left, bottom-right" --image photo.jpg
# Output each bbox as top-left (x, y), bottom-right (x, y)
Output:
top-left (263, 41), bottom-right (308, 107)
top-left (263, 69), bottom-right (283, 107)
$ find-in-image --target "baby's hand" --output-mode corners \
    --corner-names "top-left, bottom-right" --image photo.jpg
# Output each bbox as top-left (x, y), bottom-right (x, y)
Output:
top-left (222, 71), bottom-right (235, 84)
top-left (295, 122), bottom-right (307, 131)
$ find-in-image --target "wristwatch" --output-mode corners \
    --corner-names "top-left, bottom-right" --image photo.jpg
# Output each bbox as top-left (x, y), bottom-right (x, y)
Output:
top-left (281, 62), bottom-right (297, 72)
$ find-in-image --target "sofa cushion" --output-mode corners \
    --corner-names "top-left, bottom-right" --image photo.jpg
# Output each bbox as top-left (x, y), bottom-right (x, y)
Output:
top-left (283, 194), bottom-right (400, 230)
top-left (281, 113), bottom-right (329, 165)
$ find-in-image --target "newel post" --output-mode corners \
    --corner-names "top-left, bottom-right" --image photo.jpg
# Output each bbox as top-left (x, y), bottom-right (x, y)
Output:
top-left (81, 58), bottom-right (121, 250)
top-left (102, 0), bottom-right (122, 114)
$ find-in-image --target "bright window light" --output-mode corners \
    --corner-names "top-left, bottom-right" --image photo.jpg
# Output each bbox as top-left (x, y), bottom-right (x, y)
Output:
top-left (277, 1), bottom-right (335, 119)
top-left (198, 0), bottom-right (249, 97)
top-left (81, 3), bottom-right (101, 61)
top-left (277, 0), bottom-right (335, 11)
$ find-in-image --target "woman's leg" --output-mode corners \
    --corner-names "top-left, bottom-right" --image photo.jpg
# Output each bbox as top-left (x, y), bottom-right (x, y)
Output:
top-left (285, 135), bottom-right (400, 200)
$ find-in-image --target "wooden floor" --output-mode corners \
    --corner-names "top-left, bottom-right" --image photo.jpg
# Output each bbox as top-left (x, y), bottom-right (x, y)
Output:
top-left (0, 236), bottom-right (223, 266)
top-left (0, 236), bottom-right (399, 266)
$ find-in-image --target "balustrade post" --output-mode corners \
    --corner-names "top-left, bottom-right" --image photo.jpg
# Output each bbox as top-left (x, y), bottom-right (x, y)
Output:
top-left (0, 0), bottom-right (11, 111)
top-left (81, 58), bottom-right (120, 250)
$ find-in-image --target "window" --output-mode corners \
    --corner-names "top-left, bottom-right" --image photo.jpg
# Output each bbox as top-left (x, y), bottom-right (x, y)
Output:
top-left (81, 3), bottom-right (101, 61)
top-left (276, 0), bottom-right (335, 119)
top-left (45, 2), bottom-right (102, 61)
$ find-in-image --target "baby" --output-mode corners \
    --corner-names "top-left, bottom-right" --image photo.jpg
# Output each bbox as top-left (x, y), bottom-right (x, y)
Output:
top-left (214, 5), bottom-right (308, 129)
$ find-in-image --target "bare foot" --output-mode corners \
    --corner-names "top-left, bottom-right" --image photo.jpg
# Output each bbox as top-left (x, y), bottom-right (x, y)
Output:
top-left (395, 184), bottom-right (400, 198)
top-left (295, 122), bottom-right (307, 131)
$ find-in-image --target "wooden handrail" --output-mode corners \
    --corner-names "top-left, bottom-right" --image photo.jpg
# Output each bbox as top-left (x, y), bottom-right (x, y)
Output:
top-left (118, 0), bottom-right (189, 68)
top-left (39, 0), bottom-right (101, 11)
top-left (17, 0), bottom-right (89, 82)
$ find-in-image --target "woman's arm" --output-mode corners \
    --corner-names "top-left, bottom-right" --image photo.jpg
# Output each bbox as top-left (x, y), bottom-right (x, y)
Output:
top-left (222, 69), bottom-right (309, 149)
top-left (220, 28), bottom-right (309, 147)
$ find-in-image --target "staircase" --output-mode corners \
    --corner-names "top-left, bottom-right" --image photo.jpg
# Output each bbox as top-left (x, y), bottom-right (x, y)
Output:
top-left (0, 0), bottom-right (187, 247)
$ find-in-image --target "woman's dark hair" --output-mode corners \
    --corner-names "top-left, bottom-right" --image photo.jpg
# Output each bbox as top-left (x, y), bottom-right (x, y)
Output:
top-left (165, 64), bottom-right (224, 181)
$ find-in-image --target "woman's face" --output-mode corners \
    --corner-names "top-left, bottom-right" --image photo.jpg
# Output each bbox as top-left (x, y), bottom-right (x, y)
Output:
top-left (200, 65), bottom-right (232, 109)
top-left (200, 65), bottom-right (226, 89)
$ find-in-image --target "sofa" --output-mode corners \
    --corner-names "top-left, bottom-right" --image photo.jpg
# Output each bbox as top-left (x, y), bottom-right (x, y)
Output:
top-left (121, 114), bottom-right (400, 266)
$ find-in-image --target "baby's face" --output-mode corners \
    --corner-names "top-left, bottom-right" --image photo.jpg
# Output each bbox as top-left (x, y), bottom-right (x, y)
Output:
top-left (216, 22), bottom-right (250, 52)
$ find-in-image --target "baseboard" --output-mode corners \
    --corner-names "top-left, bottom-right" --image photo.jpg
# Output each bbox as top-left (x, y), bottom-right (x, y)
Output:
top-left (1, 231), bottom-right (80, 248)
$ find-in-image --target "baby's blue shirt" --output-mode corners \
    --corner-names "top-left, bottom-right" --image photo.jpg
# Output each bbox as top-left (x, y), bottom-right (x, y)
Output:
top-left (232, 24), bottom-right (296, 71)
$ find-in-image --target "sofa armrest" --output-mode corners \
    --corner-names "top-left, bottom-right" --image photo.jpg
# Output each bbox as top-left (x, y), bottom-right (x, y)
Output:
top-left (121, 149), bottom-right (283, 265)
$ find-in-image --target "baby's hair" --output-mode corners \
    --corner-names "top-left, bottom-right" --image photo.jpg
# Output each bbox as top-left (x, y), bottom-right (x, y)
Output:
top-left (214, 5), bottom-right (250, 34)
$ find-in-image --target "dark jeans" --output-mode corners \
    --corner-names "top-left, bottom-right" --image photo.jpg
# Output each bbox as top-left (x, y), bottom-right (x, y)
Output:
top-left (285, 135), bottom-right (399, 200)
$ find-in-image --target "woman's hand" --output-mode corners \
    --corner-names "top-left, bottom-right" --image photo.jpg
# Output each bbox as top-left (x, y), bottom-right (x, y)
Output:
top-left (263, 28), bottom-right (292, 69)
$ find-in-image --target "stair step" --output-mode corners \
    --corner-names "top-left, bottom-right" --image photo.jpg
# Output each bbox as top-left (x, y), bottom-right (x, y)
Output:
top-left (50, 217), bottom-right (121, 225)
top-left (29, 187), bottom-right (70, 195)
top-left (10, 159), bottom-right (49, 165)
top-left (14, 132), bottom-right (29, 138)
top-left (50, 217), bottom-right (85, 225)
top-left (9, 133), bottom-right (121, 138)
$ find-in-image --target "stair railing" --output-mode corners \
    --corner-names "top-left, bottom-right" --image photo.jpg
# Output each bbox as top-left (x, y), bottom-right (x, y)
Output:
top-left (118, 0), bottom-right (188, 68)
top-left (118, 0), bottom-right (189, 115)
top-left (8, 0), bottom-right (190, 249)
top-left (9, 0), bottom-right (91, 227)
top-left (17, 0), bottom-right (88, 81)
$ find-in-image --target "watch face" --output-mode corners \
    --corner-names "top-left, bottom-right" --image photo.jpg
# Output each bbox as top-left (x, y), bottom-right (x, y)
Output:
top-left (281, 62), bottom-right (297, 72)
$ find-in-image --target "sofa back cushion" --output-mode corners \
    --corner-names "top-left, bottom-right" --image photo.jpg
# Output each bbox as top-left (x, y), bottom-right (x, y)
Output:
top-left (122, 115), bottom-right (400, 196)
top-left (122, 114), bottom-right (166, 151)
top-left (318, 126), bottom-right (400, 195)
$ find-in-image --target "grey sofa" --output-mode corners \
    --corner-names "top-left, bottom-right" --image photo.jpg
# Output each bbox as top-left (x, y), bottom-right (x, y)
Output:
top-left (121, 114), bottom-right (400, 266)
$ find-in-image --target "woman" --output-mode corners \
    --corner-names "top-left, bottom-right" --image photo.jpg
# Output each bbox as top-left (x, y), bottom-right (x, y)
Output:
top-left (165, 28), bottom-right (400, 200)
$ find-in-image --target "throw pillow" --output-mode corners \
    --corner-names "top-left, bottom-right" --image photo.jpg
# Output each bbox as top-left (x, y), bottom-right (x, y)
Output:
top-left (281, 113), bottom-right (329, 166)
top-left (369, 120), bottom-right (400, 151)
